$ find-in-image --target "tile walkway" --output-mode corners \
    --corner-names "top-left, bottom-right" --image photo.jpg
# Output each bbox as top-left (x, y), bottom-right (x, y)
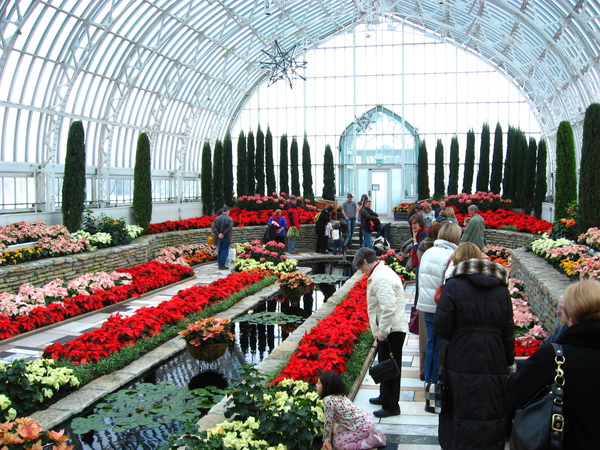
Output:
top-left (2, 253), bottom-right (456, 448)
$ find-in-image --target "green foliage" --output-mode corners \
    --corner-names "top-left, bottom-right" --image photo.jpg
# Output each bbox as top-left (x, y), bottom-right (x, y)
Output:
top-left (62, 120), bottom-right (86, 232)
top-left (201, 141), bottom-right (213, 215)
top-left (341, 330), bottom-right (373, 393)
top-left (290, 136), bottom-right (301, 196)
top-left (554, 121), bottom-right (577, 223)
top-left (81, 210), bottom-right (133, 246)
top-left (417, 140), bottom-right (430, 199)
top-left (322, 144), bottom-right (336, 200)
top-left (503, 126), bottom-right (516, 201)
top-left (236, 131), bottom-right (247, 196)
top-left (302, 134), bottom-right (314, 200)
top-left (247, 130), bottom-right (256, 194)
top-left (213, 139), bottom-right (224, 211)
top-left (521, 137), bottom-right (537, 215)
top-left (0, 359), bottom-right (39, 415)
top-left (232, 311), bottom-right (304, 325)
top-left (133, 132), bottom-right (152, 232)
top-left (265, 126), bottom-right (276, 195)
top-left (501, 225), bottom-right (518, 231)
top-left (476, 122), bottom-right (490, 192)
top-left (490, 122), bottom-right (504, 194)
top-left (223, 131), bottom-right (234, 206)
top-left (279, 134), bottom-right (289, 195)
top-left (550, 201), bottom-right (579, 240)
top-left (578, 103), bottom-right (600, 233)
top-left (255, 125), bottom-right (265, 195)
top-left (533, 139), bottom-right (548, 218)
top-left (463, 129), bottom-right (475, 194)
top-left (434, 139), bottom-right (445, 198)
top-left (513, 128), bottom-right (528, 208)
top-left (448, 135), bottom-right (459, 195)
top-left (71, 381), bottom-right (226, 434)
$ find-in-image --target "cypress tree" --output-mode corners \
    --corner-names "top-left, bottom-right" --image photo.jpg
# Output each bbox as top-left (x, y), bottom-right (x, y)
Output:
top-left (463, 129), bottom-right (475, 194)
top-left (255, 125), bottom-right (265, 195)
top-left (201, 141), bottom-right (213, 215)
top-left (521, 137), bottom-right (537, 215)
top-left (223, 131), bottom-right (234, 206)
top-left (62, 120), bottom-right (86, 232)
top-left (322, 144), bottom-right (336, 200)
top-left (434, 139), bottom-right (445, 198)
top-left (490, 122), bottom-right (504, 194)
top-left (514, 129), bottom-right (529, 208)
top-left (533, 139), bottom-right (548, 218)
top-left (448, 136), bottom-right (459, 196)
top-left (302, 134), bottom-right (314, 200)
top-left (236, 130), bottom-right (246, 196)
top-left (265, 126), bottom-right (276, 195)
top-left (476, 122), bottom-right (490, 192)
top-left (578, 103), bottom-right (600, 232)
top-left (503, 126), bottom-right (516, 201)
top-left (290, 137), bottom-right (301, 196)
top-left (417, 140), bottom-right (430, 200)
top-left (554, 121), bottom-right (577, 221)
top-left (132, 132), bottom-right (152, 232)
top-left (279, 134), bottom-right (289, 195)
top-left (213, 139), bottom-right (224, 211)
top-left (246, 130), bottom-right (255, 194)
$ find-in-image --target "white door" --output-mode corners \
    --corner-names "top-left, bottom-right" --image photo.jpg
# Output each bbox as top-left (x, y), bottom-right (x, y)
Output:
top-left (369, 170), bottom-right (390, 215)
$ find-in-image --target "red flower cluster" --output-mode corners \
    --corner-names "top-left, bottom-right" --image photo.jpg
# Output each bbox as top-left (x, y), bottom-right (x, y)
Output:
top-left (147, 208), bottom-right (318, 234)
top-left (0, 262), bottom-right (194, 340)
top-left (514, 340), bottom-right (541, 357)
top-left (43, 271), bottom-right (266, 364)
top-left (271, 277), bottom-right (371, 384)
top-left (454, 209), bottom-right (552, 234)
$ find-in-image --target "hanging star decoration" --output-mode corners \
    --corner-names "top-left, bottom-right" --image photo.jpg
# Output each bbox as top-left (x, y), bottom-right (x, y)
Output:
top-left (259, 40), bottom-right (307, 88)
top-left (354, 112), bottom-right (374, 133)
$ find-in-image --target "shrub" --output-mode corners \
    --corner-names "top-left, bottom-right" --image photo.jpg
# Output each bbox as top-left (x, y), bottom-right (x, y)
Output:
top-left (578, 103), bottom-right (600, 233)
top-left (236, 130), bottom-right (247, 197)
top-left (133, 132), bottom-right (152, 232)
top-left (223, 131), bottom-right (235, 206)
top-left (434, 139), bottom-right (445, 198)
top-left (554, 121), bottom-right (577, 222)
top-left (62, 120), bottom-right (86, 232)
top-left (463, 129), bottom-right (475, 194)
top-left (201, 141), bottom-right (213, 215)
top-left (213, 139), bottom-right (224, 210)
top-left (290, 136), bottom-right (301, 196)
top-left (302, 134), bottom-right (314, 200)
top-left (322, 144), bottom-right (336, 200)
top-left (448, 135), bottom-right (459, 196)
top-left (247, 129), bottom-right (256, 194)
top-left (265, 126), bottom-right (276, 196)
top-left (490, 122), bottom-right (503, 194)
top-left (418, 140), bottom-right (430, 199)
top-left (476, 122), bottom-right (490, 192)
top-left (279, 134), bottom-right (289, 195)
top-left (533, 139), bottom-right (548, 218)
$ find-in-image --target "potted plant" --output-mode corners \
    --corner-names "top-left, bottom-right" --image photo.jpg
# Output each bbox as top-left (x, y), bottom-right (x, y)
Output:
top-left (392, 202), bottom-right (410, 220)
top-left (277, 272), bottom-right (313, 299)
top-left (178, 317), bottom-right (235, 362)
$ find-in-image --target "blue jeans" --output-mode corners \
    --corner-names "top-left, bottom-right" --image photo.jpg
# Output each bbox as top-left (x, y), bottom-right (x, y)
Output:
top-left (287, 236), bottom-right (296, 253)
top-left (345, 217), bottom-right (356, 246)
top-left (217, 237), bottom-right (230, 267)
top-left (362, 230), bottom-right (373, 249)
top-left (333, 239), bottom-right (342, 255)
top-left (424, 312), bottom-right (441, 383)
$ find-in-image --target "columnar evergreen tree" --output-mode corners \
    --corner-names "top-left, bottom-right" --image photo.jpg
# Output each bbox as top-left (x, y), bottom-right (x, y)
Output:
top-left (448, 136), bottom-right (459, 196)
top-left (554, 121), bottom-right (577, 222)
top-left (223, 131), bottom-right (234, 206)
top-left (62, 120), bottom-right (86, 232)
top-left (578, 103), bottom-right (600, 232)
top-left (290, 137), bottom-right (301, 196)
top-left (201, 141), bottom-right (213, 215)
top-left (265, 126), bottom-right (276, 195)
top-left (322, 144), bottom-right (335, 200)
top-left (279, 134), bottom-right (289, 195)
top-left (246, 130), bottom-right (256, 194)
top-left (490, 122), bottom-right (504, 194)
top-left (463, 129), bottom-right (475, 194)
top-left (503, 126), bottom-right (516, 201)
top-left (434, 139), bottom-right (445, 198)
top-left (213, 139), bottom-right (224, 211)
top-left (302, 134), bottom-right (314, 200)
top-left (255, 125), bottom-right (265, 196)
top-left (476, 122), bottom-right (490, 192)
top-left (533, 139), bottom-right (547, 219)
top-left (132, 132), bottom-right (152, 231)
top-left (514, 129), bottom-right (529, 208)
top-left (236, 131), bottom-right (247, 196)
top-left (521, 137), bottom-right (537, 215)
top-left (417, 141), bottom-right (430, 200)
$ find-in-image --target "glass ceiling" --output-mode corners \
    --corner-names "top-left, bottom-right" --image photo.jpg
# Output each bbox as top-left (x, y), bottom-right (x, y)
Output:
top-left (1, 0), bottom-right (599, 210)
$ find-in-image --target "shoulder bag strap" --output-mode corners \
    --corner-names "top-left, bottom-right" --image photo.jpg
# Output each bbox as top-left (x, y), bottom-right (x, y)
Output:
top-left (550, 343), bottom-right (565, 450)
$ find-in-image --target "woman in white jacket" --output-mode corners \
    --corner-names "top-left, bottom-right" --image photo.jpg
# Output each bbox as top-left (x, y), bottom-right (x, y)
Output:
top-left (416, 223), bottom-right (462, 386)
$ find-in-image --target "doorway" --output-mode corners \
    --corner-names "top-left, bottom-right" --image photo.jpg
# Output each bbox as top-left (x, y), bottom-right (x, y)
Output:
top-left (368, 169), bottom-right (390, 215)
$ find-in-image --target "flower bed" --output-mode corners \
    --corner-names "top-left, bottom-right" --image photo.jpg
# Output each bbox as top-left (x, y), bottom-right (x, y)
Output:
top-left (153, 243), bottom-right (216, 266)
top-left (379, 249), bottom-right (415, 281)
top-left (451, 209), bottom-right (552, 234)
top-left (0, 261), bottom-right (194, 340)
top-left (441, 191), bottom-right (512, 213)
top-left (234, 240), bottom-right (297, 272)
top-left (43, 271), bottom-right (266, 364)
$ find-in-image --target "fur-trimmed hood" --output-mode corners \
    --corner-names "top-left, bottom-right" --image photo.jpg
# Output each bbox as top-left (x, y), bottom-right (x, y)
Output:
top-left (451, 258), bottom-right (509, 286)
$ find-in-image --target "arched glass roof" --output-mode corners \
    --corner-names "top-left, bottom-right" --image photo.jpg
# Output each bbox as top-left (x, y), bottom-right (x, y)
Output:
top-left (1, 0), bottom-right (599, 211)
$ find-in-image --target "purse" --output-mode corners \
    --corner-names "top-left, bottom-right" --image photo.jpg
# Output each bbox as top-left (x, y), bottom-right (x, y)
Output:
top-left (434, 284), bottom-right (444, 304)
top-left (409, 306), bottom-right (419, 334)
top-left (369, 341), bottom-right (400, 384)
top-left (425, 381), bottom-right (447, 414)
top-left (207, 233), bottom-right (215, 246)
top-left (510, 343), bottom-right (565, 450)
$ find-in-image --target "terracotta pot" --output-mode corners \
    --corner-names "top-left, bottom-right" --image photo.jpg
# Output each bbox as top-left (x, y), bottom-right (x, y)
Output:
top-left (185, 341), bottom-right (228, 362)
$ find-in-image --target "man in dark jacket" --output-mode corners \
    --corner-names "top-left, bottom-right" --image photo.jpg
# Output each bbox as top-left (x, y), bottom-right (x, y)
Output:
top-left (211, 206), bottom-right (233, 270)
top-left (359, 200), bottom-right (379, 250)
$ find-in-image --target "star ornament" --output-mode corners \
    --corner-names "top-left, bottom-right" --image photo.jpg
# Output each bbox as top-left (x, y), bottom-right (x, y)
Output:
top-left (260, 40), bottom-right (307, 88)
top-left (354, 113), bottom-right (374, 133)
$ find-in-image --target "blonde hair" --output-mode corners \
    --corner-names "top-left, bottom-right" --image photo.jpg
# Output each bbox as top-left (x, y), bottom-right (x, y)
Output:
top-left (563, 279), bottom-right (600, 324)
top-left (450, 242), bottom-right (483, 265)
top-left (274, 209), bottom-right (281, 215)
top-left (438, 222), bottom-right (462, 245)
top-left (445, 207), bottom-right (456, 218)
top-left (423, 204), bottom-right (432, 212)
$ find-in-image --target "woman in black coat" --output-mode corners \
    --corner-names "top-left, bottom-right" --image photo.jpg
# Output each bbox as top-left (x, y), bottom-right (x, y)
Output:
top-left (433, 243), bottom-right (515, 450)
top-left (506, 279), bottom-right (600, 449)
top-left (315, 205), bottom-right (333, 253)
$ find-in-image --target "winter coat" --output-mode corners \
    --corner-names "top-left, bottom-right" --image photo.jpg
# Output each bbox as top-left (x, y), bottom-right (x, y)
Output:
top-left (315, 209), bottom-right (331, 235)
top-left (507, 322), bottom-right (600, 449)
top-left (433, 258), bottom-right (514, 450)
top-left (359, 207), bottom-right (379, 232)
top-left (285, 204), bottom-right (300, 228)
top-left (367, 262), bottom-right (408, 338)
top-left (416, 239), bottom-right (457, 314)
top-left (460, 213), bottom-right (486, 249)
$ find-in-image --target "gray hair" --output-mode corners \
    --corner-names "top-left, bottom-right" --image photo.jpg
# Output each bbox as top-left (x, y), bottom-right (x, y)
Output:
top-left (352, 247), bottom-right (378, 271)
top-left (468, 204), bottom-right (478, 213)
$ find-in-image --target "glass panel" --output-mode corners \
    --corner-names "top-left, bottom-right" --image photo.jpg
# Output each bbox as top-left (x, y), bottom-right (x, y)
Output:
top-left (369, 170), bottom-right (389, 214)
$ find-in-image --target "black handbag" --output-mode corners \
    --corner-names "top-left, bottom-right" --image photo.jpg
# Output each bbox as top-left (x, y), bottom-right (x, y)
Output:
top-left (510, 343), bottom-right (565, 450)
top-left (369, 342), bottom-right (400, 384)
